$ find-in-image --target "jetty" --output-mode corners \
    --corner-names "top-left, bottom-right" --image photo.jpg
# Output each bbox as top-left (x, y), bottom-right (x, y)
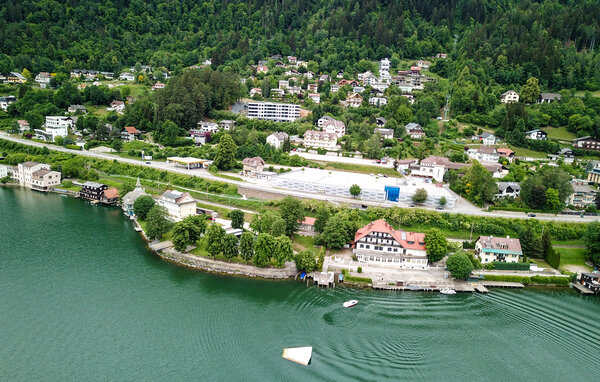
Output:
top-left (479, 281), bottom-right (524, 289)
top-left (474, 285), bottom-right (489, 293)
top-left (572, 283), bottom-right (594, 295)
top-left (311, 271), bottom-right (335, 288)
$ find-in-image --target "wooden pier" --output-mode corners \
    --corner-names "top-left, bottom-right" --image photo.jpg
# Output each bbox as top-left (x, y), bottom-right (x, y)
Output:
top-left (479, 281), bottom-right (524, 289)
top-left (474, 285), bottom-right (489, 293)
top-left (572, 283), bottom-right (595, 295)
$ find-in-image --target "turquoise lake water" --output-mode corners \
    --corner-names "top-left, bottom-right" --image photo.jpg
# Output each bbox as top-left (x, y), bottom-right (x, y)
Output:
top-left (1, 187), bottom-right (600, 381)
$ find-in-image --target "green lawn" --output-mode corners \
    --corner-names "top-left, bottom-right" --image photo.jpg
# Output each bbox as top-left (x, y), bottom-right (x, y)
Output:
top-left (508, 146), bottom-right (548, 158)
top-left (313, 161), bottom-right (402, 177)
top-left (122, 141), bottom-right (158, 151)
top-left (58, 182), bottom-right (81, 192)
top-left (553, 240), bottom-right (585, 246)
top-left (556, 247), bottom-right (590, 268)
top-left (292, 234), bottom-right (320, 252)
top-left (542, 126), bottom-right (576, 141)
top-left (574, 90), bottom-right (600, 98)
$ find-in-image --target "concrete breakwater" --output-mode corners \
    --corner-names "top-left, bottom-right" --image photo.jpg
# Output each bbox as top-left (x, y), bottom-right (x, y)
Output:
top-left (156, 247), bottom-right (298, 279)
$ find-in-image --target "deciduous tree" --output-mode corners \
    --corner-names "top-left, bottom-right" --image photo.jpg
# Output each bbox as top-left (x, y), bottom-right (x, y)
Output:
top-left (446, 253), bottom-right (474, 280)
top-left (229, 209), bottom-right (244, 230)
top-left (133, 195), bottom-right (155, 220)
top-left (239, 232), bottom-right (255, 263)
top-left (146, 205), bottom-right (172, 240)
top-left (424, 229), bottom-right (447, 263)
top-left (214, 134), bottom-right (238, 170)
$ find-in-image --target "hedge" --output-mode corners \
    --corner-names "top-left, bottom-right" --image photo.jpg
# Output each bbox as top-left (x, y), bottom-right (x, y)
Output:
top-left (489, 261), bottom-right (531, 271)
top-left (482, 274), bottom-right (570, 286)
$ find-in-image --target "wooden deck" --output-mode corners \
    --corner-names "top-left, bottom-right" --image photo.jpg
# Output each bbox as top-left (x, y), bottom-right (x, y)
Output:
top-left (311, 271), bottom-right (335, 288)
top-left (479, 281), bottom-right (524, 288)
top-left (475, 285), bottom-right (489, 293)
top-left (572, 283), bottom-right (595, 295)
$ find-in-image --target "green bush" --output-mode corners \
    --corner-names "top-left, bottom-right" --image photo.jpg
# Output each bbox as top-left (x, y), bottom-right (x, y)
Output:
top-left (490, 261), bottom-right (530, 271)
top-left (357, 266), bottom-right (362, 273)
top-left (482, 274), bottom-right (569, 286)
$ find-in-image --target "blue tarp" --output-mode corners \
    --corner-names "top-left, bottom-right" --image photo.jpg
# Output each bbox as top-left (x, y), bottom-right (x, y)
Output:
top-left (384, 186), bottom-right (400, 202)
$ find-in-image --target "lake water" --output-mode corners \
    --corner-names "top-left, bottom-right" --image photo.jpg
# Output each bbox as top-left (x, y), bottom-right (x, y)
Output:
top-left (1, 187), bottom-right (600, 381)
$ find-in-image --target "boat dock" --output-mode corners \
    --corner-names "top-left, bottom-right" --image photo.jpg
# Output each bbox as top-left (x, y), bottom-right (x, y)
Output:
top-left (311, 271), bottom-right (335, 288)
top-left (148, 241), bottom-right (173, 251)
top-left (572, 283), bottom-right (595, 295)
top-left (474, 285), bottom-right (489, 293)
top-left (479, 281), bottom-right (524, 288)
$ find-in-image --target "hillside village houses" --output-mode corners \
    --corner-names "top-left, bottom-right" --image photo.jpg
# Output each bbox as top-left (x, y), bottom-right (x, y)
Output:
top-left (35, 116), bottom-right (72, 141)
top-left (219, 120), bottom-right (236, 131)
top-left (322, 119), bottom-right (346, 137)
top-left (471, 132), bottom-right (497, 145)
top-left (198, 121), bottom-right (219, 133)
top-left (0, 164), bottom-right (11, 179)
top-left (122, 178), bottom-right (148, 217)
top-left (369, 96), bottom-right (388, 106)
top-left (573, 136), bottom-right (600, 151)
top-left (68, 104), bottom-right (87, 114)
top-left (345, 92), bottom-right (363, 108)
top-left (405, 123), bottom-right (425, 139)
top-left (35, 72), bottom-right (52, 88)
top-left (497, 147), bottom-right (515, 162)
top-left (373, 128), bottom-right (394, 140)
top-left (303, 130), bottom-right (338, 150)
top-left (121, 126), bottom-right (141, 142)
top-left (308, 93), bottom-right (321, 104)
top-left (567, 180), bottom-right (597, 208)
top-left (158, 190), bottom-right (196, 221)
top-left (525, 129), bottom-right (548, 140)
top-left (353, 219), bottom-right (428, 269)
top-left (108, 100), bottom-right (125, 112)
top-left (538, 93), bottom-right (562, 103)
top-left (500, 90), bottom-right (519, 103)
top-left (14, 162), bottom-right (61, 192)
top-left (242, 156), bottom-right (266, 177)
top-left (119, 72), bottom-right (136, 81)
top-left (151, 82), bottom-right (166, 91)
top-left (467, 145), bottom-right (500, 162)
top-left (80, 181), bottom-right (108, 200)
top-left (410, 155), bottom-right (468, 182)
top-left (475, 236), bottom-right (523, 264)
top-left (16, 120), bottom-right (29, 133)
top-left (0, 95), bottom-right (17, 111)
top-left (588, 163), bottom-right (600, 184)
top-left (266, 132), bottom-right (288, 149)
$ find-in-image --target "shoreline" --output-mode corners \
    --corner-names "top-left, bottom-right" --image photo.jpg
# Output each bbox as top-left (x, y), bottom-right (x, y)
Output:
top-left (2, 184), bottom-right (581, 292)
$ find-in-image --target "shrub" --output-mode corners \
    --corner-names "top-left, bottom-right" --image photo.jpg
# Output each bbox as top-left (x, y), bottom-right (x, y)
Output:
top-left (357, 266), bottom-right (362, 273)
top-left (490, 261), bottom-right (530, 271)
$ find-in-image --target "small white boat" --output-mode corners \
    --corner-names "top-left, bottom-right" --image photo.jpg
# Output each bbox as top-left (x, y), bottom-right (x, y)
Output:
top-left (440, 288), bottom-right (457, 295)
top-left (343, 300), bottom-right (358, 308)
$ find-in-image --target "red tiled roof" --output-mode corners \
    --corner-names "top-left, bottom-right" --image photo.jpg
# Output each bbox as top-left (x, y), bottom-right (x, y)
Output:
top-left (124, 126), bottom-right (140, 134)
top-left (477, 236), bottom-right (522, 253)
top-left (497, 148), bottom-right (514, 156)
top-left (354, 219), bottom-right (426, 251)
top-left (103, 188), bottom-right (119, 199)
top-left (301, 217), bottom-right (316, 225)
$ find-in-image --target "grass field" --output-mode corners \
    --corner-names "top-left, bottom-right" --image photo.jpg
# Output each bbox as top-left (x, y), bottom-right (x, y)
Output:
top-left (574, 90), bottom-right (600, 97)
top-left (542, 126), bottom-right (577, 141)
top-left (292, 234), bottom-right (320, 253)
top-left (556, 247), bottom-right (591, 269)
top-left (508, 146), bottom-right (548, 158)
top-left (311, 161), bottom-right (402, 177)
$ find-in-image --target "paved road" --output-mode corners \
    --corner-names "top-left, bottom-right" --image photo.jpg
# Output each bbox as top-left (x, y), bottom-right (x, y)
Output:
top-left (2, 132), bottom-right (598, 223)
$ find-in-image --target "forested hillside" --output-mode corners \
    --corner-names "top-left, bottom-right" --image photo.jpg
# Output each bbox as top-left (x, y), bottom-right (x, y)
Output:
top-left (1, 0), bottom-right (599, 90)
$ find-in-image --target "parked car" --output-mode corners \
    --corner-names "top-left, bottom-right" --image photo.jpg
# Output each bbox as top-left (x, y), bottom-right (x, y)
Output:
top-left (528, 213), bottom-right (536, 217)
top-left (145, 161), bottom-right (151, 164)
top-left (410, 204), bottom-right (416, 207)
top-left (437, 206), bottom-right (444, 210)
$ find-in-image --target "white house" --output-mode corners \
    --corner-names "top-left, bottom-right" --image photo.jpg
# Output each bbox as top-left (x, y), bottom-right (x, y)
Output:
top-left (41, 116), bottom-right (72, 141)
top-left (467, 146), bottom-right (500, 162)
top-left (157, 190), bottom-right (196, 221)
top-left (197, 121), bottom-right (219, 133)
top-left (266, 132), bottom-right (289, 149)
top-left (278, 80), bottom-right (289, 89)
top-left (0, 164), bottom-right (12, 178)
top-left (322, 119), bottom-right (346, 138)
top-left (120, 72), bottom-right (136, 81)
top-left (353, 219), bottom-right (428, 269)
top-left (373, 128), bottom-right (394, 140)
top-left (475, 236), bottom-right (523, 264)
top-left (121, 126), bottom-right (141, 142)
top-left (379, 58), bottom-right (391, 75)
top-left (249, 88), bottom-right (262, 97)
top-left (405, 123), bottom-right (425, 139)
top-left (35, 72), bottom-right (52, 88)
top-left (219, 120), bottom-right (236, 131)
top-left (524, 129), bottom-right (548, 140)
top-left (369, 96), bottom-right (387, 107)
top-left (500, 90), bottom-right (519, 104)
top-left (13, 161), bottom-right (61, 192)
top-left (108, 100), bottom-right (125, 112)
top-left (308, 93), bottom-right (321, 104)
top-left (247, 102), bottom-right (300, 122)
top-left (303, 130), bottom-right (337, 150)
top-left (471, 132), bottom-right (497, 145)
top-left (317, 116), bottom-right (336, 128)
top-left (345, 93), bottom-right (363, 108)
top-left (495, 182), bottom-right (521, 198)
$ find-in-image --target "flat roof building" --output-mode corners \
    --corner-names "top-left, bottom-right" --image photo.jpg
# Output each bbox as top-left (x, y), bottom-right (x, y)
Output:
top-left (247, 101), bottom-right (301, 122)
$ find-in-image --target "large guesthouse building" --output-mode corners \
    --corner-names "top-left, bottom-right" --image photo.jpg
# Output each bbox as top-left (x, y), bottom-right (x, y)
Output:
top-left (475, 236), bottom-right (522, 264)
top-left (352, 219), bottom-right (428, 269)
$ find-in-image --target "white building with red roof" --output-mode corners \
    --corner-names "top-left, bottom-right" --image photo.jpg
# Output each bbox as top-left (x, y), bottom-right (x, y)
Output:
top-left (475, 236), bottom-right (522, 264)
top-left (121, 126), bottom-right (141, 142)
top-left (353, 219), bottom-right (428, 268)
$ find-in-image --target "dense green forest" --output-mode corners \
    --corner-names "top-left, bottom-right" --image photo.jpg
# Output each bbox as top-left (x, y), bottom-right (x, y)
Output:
top-left (1, 0), bottom-right (599, 90)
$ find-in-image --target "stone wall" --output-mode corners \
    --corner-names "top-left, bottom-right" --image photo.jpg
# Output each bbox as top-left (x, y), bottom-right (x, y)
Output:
top-left (158, 248), bottom-right (298, 279)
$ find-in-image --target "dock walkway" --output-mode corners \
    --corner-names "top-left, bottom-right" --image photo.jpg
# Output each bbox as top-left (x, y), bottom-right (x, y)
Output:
top-left (479, 281), bottom-right (524, 288)
top-left (572, 283), bottom-right (594, 295)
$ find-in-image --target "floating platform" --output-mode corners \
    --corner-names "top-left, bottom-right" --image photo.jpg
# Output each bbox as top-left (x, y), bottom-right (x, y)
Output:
top-left (282, 346), bottom-right (312, 366)
top-left (475, 285), bottom-right (489, 293)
